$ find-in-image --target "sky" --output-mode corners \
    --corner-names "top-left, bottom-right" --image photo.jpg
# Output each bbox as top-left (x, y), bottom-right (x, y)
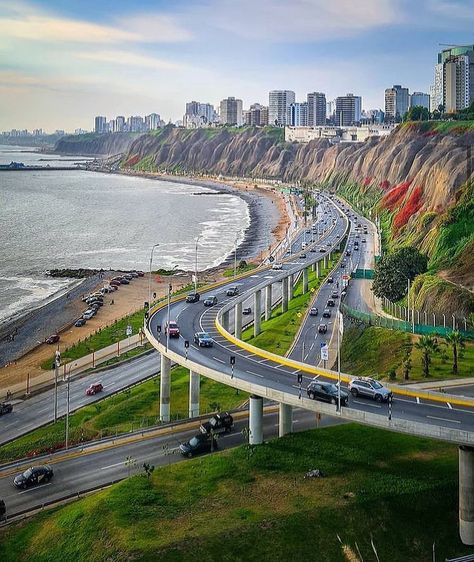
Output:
top-left (0, 0), bottom-right (473, 131)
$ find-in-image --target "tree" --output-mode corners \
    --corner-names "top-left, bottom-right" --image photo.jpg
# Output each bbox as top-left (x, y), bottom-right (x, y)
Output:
top-left (372, 247), bottom-right (428, 302)
top-left (444, 331), bottom-right (465, 376)
top-left (414, 335), bottom-right (439, 377)
top-left (404, 106), bottom-right (430, 122)
top-left (143, 462), bottom-right (155, 479)
top-left (401, 345), bottom-right (413, 380)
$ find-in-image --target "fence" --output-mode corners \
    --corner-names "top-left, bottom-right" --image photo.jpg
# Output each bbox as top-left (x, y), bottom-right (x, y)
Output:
top-left (341, 302), bottom-right (474, 340)
top-left (352, 268), bottom-right (375, 279)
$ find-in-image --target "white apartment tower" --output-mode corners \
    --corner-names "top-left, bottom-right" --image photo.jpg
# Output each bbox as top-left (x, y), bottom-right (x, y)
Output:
top-left (219, 97), bottom-right (243, 125)
top-left (384, 85), bottom-right (410, 122)
top-left (268, 90), bottom-right (295, 126)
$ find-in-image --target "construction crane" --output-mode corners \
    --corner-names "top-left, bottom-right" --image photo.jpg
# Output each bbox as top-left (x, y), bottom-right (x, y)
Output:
top-left (439, 43), bottom-right (472, 47)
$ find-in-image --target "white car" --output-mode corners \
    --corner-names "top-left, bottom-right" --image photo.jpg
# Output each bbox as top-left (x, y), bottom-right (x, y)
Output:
top-left (272, 263), bottom-right (283, 270)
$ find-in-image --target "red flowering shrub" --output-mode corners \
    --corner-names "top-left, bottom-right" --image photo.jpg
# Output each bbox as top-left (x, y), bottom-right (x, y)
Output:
top-left (379, 180), bottom-right (391, 190)
top-left (380, 180), bottom-right (412, 210)
top-left (125, 154), bottom-right (140, 167)
top-left (393, 185), bottom-right (423, 232)
top-left (362, 176), bottom-right (372, 187)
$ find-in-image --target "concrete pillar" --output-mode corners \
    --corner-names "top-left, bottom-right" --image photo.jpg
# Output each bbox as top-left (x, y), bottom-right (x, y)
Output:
top-left (282, 277), bottom-right (289, 313)
top-left (254, 289), bottom-right (262, 337)
top-left (235, 301), bottom-right (242, 339)
top-left (265, 284), bottom-right (272, 321)
top-left (459, 445), bottom-right (474, 545)
top-left (329, 251), bottom-right (332, 262)
top-left (316, 261), bottom-right (320, 278)
top-left (323, 255), bottom-right (328, 269)
top-left (279, 403), bottom-right (293, 437)
top-left (249, 395), bottom-right (263, 445)
top-left (222, 310), bottom-right (230, 332)
top-left (311, 262), bottom-right (316, 273)
top-left (288, 273), bottom-right (294, 300)
top-left (303, 268), bottom-right (309, 294)
top-left (188, 370), bottom-right (200, 418)
top-left (160, 354), bottom-right (171, 422)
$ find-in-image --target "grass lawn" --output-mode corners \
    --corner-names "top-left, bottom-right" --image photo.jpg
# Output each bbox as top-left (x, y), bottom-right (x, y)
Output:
top-left (223, 262), bottom-right (257, 278)
top-left (0, 424), bottom-right (469, 562)
top-left (241, 255), bottom-right (339, 355)
top-left (0, 367), bottom-right (246, 464)
top-left (342, 325), bottom-right (474, 381)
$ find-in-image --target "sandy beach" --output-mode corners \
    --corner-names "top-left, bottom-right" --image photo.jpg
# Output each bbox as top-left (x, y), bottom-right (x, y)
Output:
top-left (0, 174), bottom-right (291, 397)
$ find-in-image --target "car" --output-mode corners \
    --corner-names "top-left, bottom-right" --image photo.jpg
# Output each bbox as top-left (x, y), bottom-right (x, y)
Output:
top-left (300, 253), bottom-right (307, 259)
top-left (306, 381), bottom-right (349, 406)
top-left (129, 272), bottom-right (139, 278)
top-left (89, 304), bottom-right (101, 312)
top-left (346, 250), bottom-right (351, 256)
top-left (348, 377), bottom-right (392, 402)
top-left (362, 239), bottom-right (367, 243)
top-left (309, 307), bottom-right (319, 316)
top-left (272, 263), bottom-right (283, 270)
top-left (85, 382), bottom-right (103, 396)
top-left (355, 234), bottom-right (360, 238)
top-left (353, 246), bottom-right (358, 251)
top-left (165, 321), bottom-right (180, 338)
top-left (89, 300), bottom-right (103, 307)
top-left (226, 286), bottom-right (239, 297)
top-left (119, 278), bottom-right (130, 284)
top-left (179, 433), bottom-right (218, 458)
top-left (82, 310), bottom-right (95, 320)
top-left (318, 324), bottom-right (327, 334)
top-left (242, 307), bottom-right (252, 315)
top-left (13, 465), bottom-right (54, 489)
top-left (203, 295), bottom-right (218, 306)
top-left (123, 274), bottom-right (133, 281)
top-left (327, 299), bottom-right (335, 307)
top-left (0, 402), bottom-right (13, 416)
top-left (327, 277), bottom-right (334, 284)
top-left (310, 247), bottom-right (317, 253)
top-left (136, 271), bottom-right (145, 277)
top-left (110, 281), bottom-right (121, 288)
top-left (322, 309), bottom-right (331, 318)
top-left (194, 332), bottom-right (213, 347)
top-left (74, 318), bottom-right (86, 327)
top-left (200, 412), bottom-right (234, 435)
top-left (319, 247), bottom-right (326, 252)
top-left (45, 334), bottom-right (60, 345)
top-left (186, 292), bottom-right (200, 303)
top-left (331, 292), bottom-right (339, 299)
top-left (301, 242), bottom-right (307, 249)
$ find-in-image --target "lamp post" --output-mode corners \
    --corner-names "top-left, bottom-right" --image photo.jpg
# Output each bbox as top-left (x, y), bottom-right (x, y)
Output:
top-left (194, 235), bottom-right (200, 293)
top-left (148, 243), bottom-right (160, 309)
top-left (234, 233), bottom-right (239, 278)
top-left (165, 265), bottom-right (179, 352)
top-left (65, 364), bottom-right (72, 450)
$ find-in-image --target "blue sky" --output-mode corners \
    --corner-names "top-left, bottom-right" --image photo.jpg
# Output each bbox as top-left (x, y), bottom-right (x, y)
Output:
top-left (0, 0), bottom-right (473, 131)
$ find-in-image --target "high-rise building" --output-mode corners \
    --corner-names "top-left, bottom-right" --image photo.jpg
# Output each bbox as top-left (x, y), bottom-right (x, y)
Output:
top-left (430, 46), bottom-right (474, 113)
top-left (243, 103), bottom-right (269, 126)
top-left (326, 100), bottom-right (336, 124)
top-left (127, 116), bottom-right (145, 132)
top-left (268, 90), bottom-right (295, 126)
top-left (287, 102), bottom-right (308, 126)
top-left (410, 92), bottom-right (430, 109)
top-left (219, 97), bottom-right (243, 125)
top-left (145, 113), bottom-right (161, 130)
top-left (115, 116), bottom-right (126, 132)
top-left (307, 92), bottom-right (326, 126)
top-left (384, 85), bottom-right (410, 122)
top-left (94, 116), bottom-right (107, 134)
top-left (184, 101), bottom-right (217, 127)
top-left (335, 94), bottom-right (362, 126)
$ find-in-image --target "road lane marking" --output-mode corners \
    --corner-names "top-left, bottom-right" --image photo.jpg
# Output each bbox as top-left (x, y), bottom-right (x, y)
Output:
top-left (426, 415), bottom-right (461, 424)
top-left (447, 402), bottom-right (453, 409)
top-left (212, 357), bottom-right (225, 364)
top-left (352, 400), bottom-right (382, 409)
top-left (18, 482), bottom-right (52, 494)
top-left (245, 370), bottom-right (264, 378)
top-left (100, 461), bottom-right (124, 470)
top-left (416, 397), bottom-right (420, 404)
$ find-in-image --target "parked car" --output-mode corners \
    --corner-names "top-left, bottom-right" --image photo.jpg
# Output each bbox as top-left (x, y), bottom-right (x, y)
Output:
top-left (327, 299), bottom-right (335, 307)
top-left (123, 274), bottom-right (133, 281)
top-left (242, 307), bottom-right (252, 315)
top-left (306, 381), bottom-right (349, 406)
top-left (45, 334), bottom-right (60, 345)
top-left (179, 433), bottom-right (218, 458)
top-left (272, 263), bottom-right (283, 270)
top-left (13, 465), bottom-right (54, 489)
top-left (74, 318), bottom-right (86, 327)
top-left (165, 321), bottom-right (180, 338)
top-left (136, 271), bottom-right (145, 277)
top-left (226, 286), bottom-right (239, 297)
top-left (348, 377), bottom-right (392, 402)
top-left (0, 402), bottom-right (13, 416)
top-left (85, 382), bottom-right (103, 396)
top-left (322, 309), bottom-right (331, 318)
top-left (203, 295), bottom-right (218, 306)
top-left (200, 412), bottom-right (234, 435)
top-left (82, 310), bottom-right (95, 320)
top-left (318, 324), bottom-right (327, 334)
top-left (186, 292), bottom-right (200, 303)
top-left (119, 278), bottom-right (129, 285)
top-left (194, 332), bottom-right (213, 347)
top-left (309, 307), bottom-right (319, 316)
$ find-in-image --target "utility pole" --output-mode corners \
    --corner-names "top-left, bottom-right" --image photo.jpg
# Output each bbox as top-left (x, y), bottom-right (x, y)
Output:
top-left (53, 349), bottom-right (60, 423)
top-left (65, 372), bottom-right (70, 449)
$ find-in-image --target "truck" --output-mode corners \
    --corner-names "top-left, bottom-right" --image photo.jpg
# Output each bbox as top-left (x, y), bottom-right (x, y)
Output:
top-left (0, 402), bottom-right (13, 416)
top-left (200, 412), bottom-right (234, 435)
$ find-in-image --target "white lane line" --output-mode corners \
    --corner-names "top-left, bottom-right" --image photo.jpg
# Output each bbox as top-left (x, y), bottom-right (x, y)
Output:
top-left (19, 482), bottom-right (52, 494)
top-left (100, 461), bottom-right (124, 470)
top-left (353, 400), bottom-right (382, 409)
top-left (212, 357), bottom-right (225, 364)
top-left (416, 397), bottom-right (420, 404)
top-left (246, 370), bottom-right (264, 378)
top-left (426, 415), bottom-right (461, 424)
top-left (447, 402), bottom-right (453, 410)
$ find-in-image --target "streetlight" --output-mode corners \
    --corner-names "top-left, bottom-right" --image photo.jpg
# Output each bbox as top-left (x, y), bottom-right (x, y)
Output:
top-left (149, 243), bottom-right (160, 310)
top-left (194, 235), bottom-right (201, 294)
top-left (234, 233), bottom-right (239, 278)
top-left (165, 265), bottom-right (179, 352)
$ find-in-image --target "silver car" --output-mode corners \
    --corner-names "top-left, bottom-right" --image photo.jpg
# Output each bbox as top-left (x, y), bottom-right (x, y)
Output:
top-left (348, 377), bottom-right (392, 402)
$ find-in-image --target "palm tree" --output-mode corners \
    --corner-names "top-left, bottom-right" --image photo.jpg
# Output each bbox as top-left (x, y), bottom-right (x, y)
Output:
top-left (444, 331), bottom-right (465, 376)
top-left (415, 335), bottom-right (439, 377)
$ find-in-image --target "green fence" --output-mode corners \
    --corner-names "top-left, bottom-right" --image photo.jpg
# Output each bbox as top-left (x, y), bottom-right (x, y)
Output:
top-left (352, 269), bottom-right (375, 279)
top-left (341, 302), bottom-right (474, 340)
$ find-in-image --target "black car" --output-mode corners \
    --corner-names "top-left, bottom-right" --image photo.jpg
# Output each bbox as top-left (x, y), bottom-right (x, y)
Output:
top-left (13, 465), bottom-right (54, 489)
top-left (322, 309), bottom-right (331, 318)
top-left (186, 292), bottom-right (200, 303)
top-left (0, 402), bottom-right (13, 416)
top-left (300, 253), bottom-right (307, 259)
top-left (242, 307), bottom-right (252, 315)
top-left (327, 277), bottom-right (334, 284)
top-left (327, 299), bottom-right (335, 307)
top-left (226, 286), bottom-right (239, 297)
top-left (306, 381), bottom-right (349, 406)
top-left (200, 412), bottom-right (234, 435)
top-left (318, 324), bottom-right (327, 334)
top-left (74, 318), bottom-right (86, 327)
top-left (179, 433), bottom-right (218, 458)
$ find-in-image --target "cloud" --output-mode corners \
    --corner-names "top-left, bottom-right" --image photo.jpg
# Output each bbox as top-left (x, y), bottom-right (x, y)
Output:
top-left (429, 0), bottom-right (474, 20)
top-left (76, 50), bottom-right (185, 70)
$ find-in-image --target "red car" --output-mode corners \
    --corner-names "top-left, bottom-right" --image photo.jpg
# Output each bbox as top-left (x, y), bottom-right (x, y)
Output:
top-left (165, 321), bottom-right (180, 338)
top-left (45, 334), bottom-right (60, 344)
top-left (86, 382), bottom-right (103, 396)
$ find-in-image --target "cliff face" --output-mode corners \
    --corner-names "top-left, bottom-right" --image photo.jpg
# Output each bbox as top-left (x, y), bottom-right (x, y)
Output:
top-left (55, 132), bottom-right (140, 156)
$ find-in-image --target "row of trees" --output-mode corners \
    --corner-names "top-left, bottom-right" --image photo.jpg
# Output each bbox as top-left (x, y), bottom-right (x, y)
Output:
top-left (413, 331), bottom-right (465, 378)
top-left (403, 101), bottom-right (474, 122)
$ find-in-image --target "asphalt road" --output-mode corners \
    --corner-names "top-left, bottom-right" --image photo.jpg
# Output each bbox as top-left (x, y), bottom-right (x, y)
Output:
top-left (0, 407), bottom-right (344, 518)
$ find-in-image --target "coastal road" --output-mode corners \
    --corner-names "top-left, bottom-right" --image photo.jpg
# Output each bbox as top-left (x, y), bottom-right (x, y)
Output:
top-left (0, 408), bottom-right (344, 518)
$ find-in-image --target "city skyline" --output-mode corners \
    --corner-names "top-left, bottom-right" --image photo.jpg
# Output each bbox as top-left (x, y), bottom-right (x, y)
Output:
top-left (1, 0), bottom-right (474, 130)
